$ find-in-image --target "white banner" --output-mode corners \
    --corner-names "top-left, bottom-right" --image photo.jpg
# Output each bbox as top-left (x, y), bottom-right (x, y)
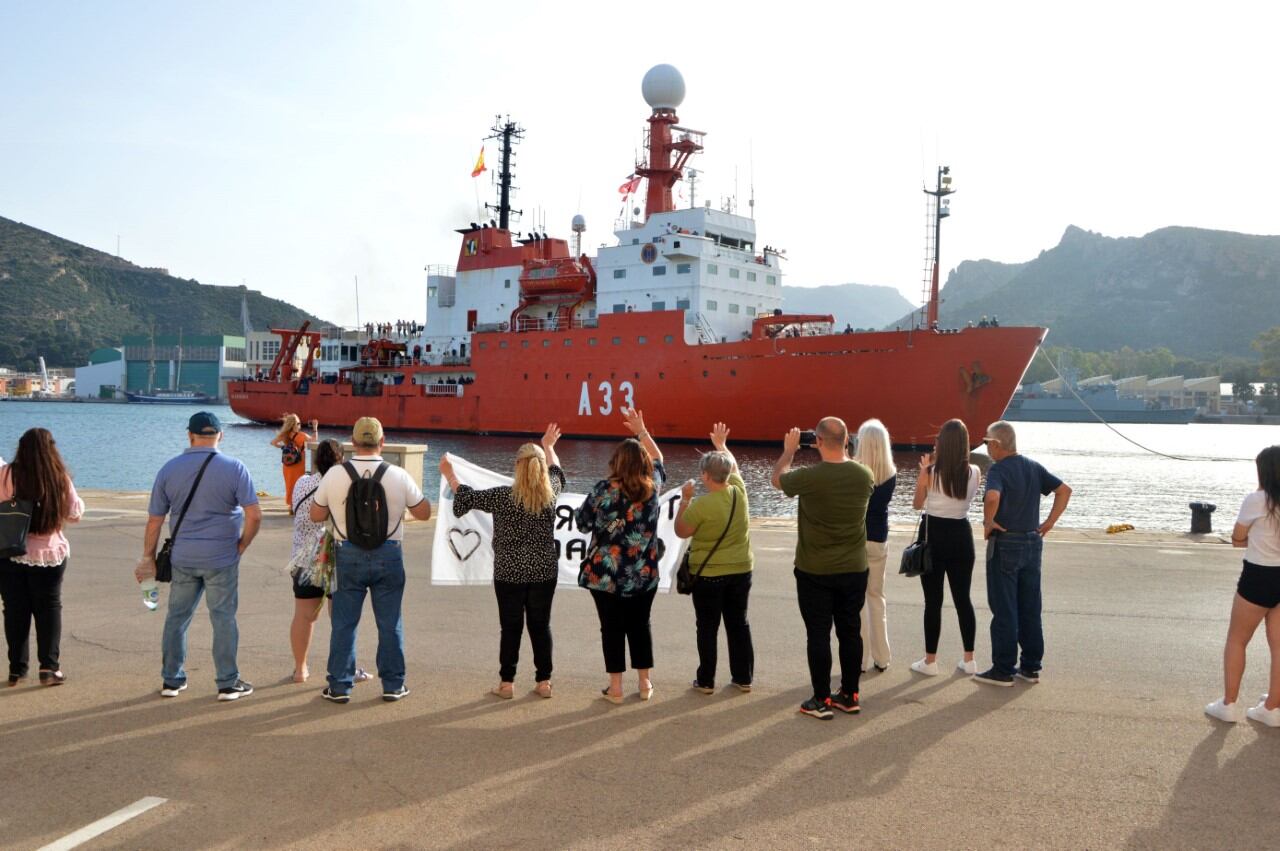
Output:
top-left (430, 453), bottom-right (688, 591)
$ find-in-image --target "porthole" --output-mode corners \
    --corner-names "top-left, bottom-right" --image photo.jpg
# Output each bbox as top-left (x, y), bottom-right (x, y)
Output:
top-left (543, 340), bottom-right (551, 348)
top-left (521, 340), bottom-right (530, 349)
top-left (703, 370), bottom-right (709, 378)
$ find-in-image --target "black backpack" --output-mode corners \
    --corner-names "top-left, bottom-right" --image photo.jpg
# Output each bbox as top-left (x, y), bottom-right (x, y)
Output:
top-left (342, 461), bottom-right (395, 549)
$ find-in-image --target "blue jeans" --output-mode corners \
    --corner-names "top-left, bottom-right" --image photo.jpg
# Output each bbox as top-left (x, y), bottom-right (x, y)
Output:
top-left (162, 562), bottom-right (240, 689)
top-left (985, 532), bottom-right (1043, 677)
top-left (327, 541), bottom-right (405, 694)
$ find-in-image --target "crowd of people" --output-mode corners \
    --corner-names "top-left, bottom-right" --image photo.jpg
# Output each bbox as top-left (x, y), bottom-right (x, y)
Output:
top-left (3, 412), bottom-right (1278, 731)
top-left (366, 320), bottom-right (421, 339)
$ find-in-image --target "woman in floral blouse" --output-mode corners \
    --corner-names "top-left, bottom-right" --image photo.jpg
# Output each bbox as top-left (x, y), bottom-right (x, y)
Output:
top-left (575, 408), bottom-right (666, 704)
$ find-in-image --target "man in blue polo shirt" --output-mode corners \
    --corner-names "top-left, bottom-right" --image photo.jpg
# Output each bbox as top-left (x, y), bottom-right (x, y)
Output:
top-left (975, 420), bottom-right (1071, 687)
top-left (136, 412), bottom-right (261, 701)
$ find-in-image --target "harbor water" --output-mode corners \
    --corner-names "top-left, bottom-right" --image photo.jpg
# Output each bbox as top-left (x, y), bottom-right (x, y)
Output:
top-left (0, 401), bottom-right (1271, 533)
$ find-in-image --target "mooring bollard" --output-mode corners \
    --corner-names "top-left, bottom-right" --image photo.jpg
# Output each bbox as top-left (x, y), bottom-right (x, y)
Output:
top-left (1189, 502), bottom-right (1216, 534)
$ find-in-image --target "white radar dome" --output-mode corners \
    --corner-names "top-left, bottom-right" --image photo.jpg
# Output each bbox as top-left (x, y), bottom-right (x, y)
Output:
top-left (642, 64), bottom-right (685, 111)
top-left (571, 214), bottom-right (586, 232)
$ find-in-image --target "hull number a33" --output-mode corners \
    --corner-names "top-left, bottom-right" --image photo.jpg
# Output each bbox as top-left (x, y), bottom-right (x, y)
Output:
top-left (578, 380), bottom-right (635, 416)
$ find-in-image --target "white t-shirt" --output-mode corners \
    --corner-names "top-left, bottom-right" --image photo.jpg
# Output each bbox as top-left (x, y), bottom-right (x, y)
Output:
top-left (313, 455), bottom-right (425, 543)
top-left (924, 464), bottom-right (980, 519)
top-left (1236, 490), bottom-right (1280, 567)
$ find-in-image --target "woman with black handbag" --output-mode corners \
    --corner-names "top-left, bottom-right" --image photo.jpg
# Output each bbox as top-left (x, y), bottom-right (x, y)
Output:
top-left (909, 419), bottom-right (980, 678)
top-left (675, 423), bottom-right (753, 694)
top-left (1, 428), bottom-right (84, 687)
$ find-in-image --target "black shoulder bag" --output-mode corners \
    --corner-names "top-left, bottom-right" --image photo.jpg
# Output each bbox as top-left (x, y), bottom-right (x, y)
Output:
top-left (676, 488), bottom-right (738, 595)
top-left (898, 512), bottom-right (933, 578)
top-left (155, 453), bottom-right (217, 582)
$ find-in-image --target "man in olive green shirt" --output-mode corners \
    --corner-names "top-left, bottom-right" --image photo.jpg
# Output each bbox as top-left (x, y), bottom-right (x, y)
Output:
top-left (676, 423), bottom-right (754, 692)
top-left (772, 417), bottom-right (874, 720)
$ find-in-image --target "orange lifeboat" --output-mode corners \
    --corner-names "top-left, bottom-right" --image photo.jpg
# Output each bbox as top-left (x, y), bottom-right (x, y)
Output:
top-left (519, 258), bottom-right (592, 296)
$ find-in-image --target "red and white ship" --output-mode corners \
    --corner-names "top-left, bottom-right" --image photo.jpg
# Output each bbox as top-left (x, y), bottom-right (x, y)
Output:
top-left (230, 65), bottom-right (1045, 448)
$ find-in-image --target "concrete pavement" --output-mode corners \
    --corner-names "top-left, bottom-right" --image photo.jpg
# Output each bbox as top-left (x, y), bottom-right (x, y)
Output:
top-left (0, 491), bottom-right (1276, 850)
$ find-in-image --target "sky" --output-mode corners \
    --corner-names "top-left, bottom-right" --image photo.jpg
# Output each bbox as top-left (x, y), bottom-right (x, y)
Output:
top-left (2, 2), bottom-right (1277, 328)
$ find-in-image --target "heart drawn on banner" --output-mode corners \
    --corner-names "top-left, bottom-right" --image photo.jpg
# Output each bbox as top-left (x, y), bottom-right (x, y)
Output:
top-left (448, 528), bottom-right (482, 561)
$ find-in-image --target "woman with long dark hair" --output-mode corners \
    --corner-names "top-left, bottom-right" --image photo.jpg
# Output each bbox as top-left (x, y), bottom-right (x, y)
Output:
top-left (909, 418), bottom-right (980, 677)
top-left (444, 424), bottom-right (565, 699)
top-left (576, 408), bottom-right (667, 704)
top-left (1, 428), bottom-right (84, 687)
top-left (1206, 445), bottom-right (1280, 726)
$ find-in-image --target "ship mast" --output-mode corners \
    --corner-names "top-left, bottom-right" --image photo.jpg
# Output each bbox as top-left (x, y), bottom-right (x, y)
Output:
top-left (922, 166), bottom-right (954, 329)
top-left (635, 65), bottom-right (703, 221)
top-left (485, 117), bottom-right (524, 230)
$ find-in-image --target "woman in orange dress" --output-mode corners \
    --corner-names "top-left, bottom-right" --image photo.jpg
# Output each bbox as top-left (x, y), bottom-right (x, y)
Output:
top-left (271, 414), bottom-right (318, 513)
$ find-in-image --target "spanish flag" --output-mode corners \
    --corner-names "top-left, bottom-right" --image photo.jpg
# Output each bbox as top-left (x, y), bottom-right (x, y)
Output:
top-left (471, 146), bottom-right (486, 178)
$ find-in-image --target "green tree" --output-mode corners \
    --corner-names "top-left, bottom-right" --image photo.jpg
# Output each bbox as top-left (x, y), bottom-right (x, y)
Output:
top-left (1254, 327), bottom-right (1280, 379)
top-left (1234, 381), bottom-right (1257, 402)
top-left (1260, 383), bottom-right (1280, 414)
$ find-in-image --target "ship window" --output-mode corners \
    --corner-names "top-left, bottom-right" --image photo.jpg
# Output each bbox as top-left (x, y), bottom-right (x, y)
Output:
top-left (505, 279), bottom-right (511, 288)
top-left (588, 337), bottom-right (597, 346)
top-left (706, 299), bottom-right (718, 311)
top-left (429, 286), bottom-right (438, 299)
top-left (729, 268), bottom-right (740, 279)
top-left (543, 339), bottom-right (551, 347)
top-left (707, 264), bottom-right (718, 275)
top-left (632, 238), bottom-right (639, 245)
top-left (673, 240), bottom-right (680, 248)
top-left (546, 311), bottom-right (554, 319)
top-left (652, 266), bottom-right (666, 276)
top-left (677, 263), bottom-right (691, 274)
top-left (611, 337), bottom-right (622, 345)
top-left (613, 304), bottom-right (626, 314)
top-left (767, 274), bottom-right (777, 285)
top-left (729, 303), bottom-right (740, 314)
top-left (564, 339), bottom-right (572, 347)
top-left (638, 336), bottom-right (647, 345)
top-left (652, 301), bottom-right (665, 311)
top-left (664, 335), bottom-right (674, 344)
top-left (521, 340), bottom-right (530, 349)
top-left (479, 342), bottom-right (488, 350)
top-left (589, 308), bottom-right (597, 318)
top-left (747, 271), bottom-right (757, 282)
top-left (676, 298), bottom-right (690, 310)
top-left (499, 340), bottom-right (508, 348)
top-left (613, 269), bottom-right (626, 279)
top-left (746, 306), bottom-right (757, 316)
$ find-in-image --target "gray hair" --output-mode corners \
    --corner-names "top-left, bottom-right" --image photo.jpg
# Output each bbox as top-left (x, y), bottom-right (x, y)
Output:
top-left (699, 450), bottom-right (734, 484)
top-left (986, 420), bottom-right (1017, 452)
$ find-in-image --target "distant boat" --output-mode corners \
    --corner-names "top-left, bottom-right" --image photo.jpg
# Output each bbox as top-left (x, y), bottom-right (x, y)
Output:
top-left (124, 389), bottom-right (216, 405)
top-left (1004, 381), bottom-right (1197, 424)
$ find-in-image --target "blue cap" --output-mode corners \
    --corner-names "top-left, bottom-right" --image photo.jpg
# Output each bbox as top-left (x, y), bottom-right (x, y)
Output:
top-left (188, 411), bottom-right (223, 435)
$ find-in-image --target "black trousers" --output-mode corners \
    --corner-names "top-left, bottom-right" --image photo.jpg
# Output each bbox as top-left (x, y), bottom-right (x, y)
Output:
top-left (0, 558), bottom-right (67, 676)
top-left (590, 586), bottom-right (657, 673)
top-left (692, 572), bottom-right (754, 687)
top-left (493, 578), bottom-right (557, 682)
top-left (919, 515), bottom-right (977, 654)
top-left (795, 568), bottom-right (866, 700)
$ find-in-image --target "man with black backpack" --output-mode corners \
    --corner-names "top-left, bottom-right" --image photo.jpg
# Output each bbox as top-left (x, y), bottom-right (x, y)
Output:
top-left (310, 417), bottom-right (431, 703)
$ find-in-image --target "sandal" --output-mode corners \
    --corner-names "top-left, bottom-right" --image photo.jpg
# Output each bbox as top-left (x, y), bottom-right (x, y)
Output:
top-left (354, 668), bottom-right (374, 684)
top-left (39, 670), bottom-right (66, 687)
top-left (600, 687), bottom-right (624, 705)
top-left (291, 670), bottom-right (309, 684)
top-left (535, 680), bottom-right (553, 699)
top-left (639, 680), bottom-right (655, 702)
top-left (491, 682), bottom-right (514, 700)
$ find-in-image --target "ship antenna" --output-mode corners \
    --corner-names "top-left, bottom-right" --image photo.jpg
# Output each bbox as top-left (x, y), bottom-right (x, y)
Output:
top-left (922, 165), bottom-right (954, 330)
top-left (484, 116), bottom-right (524, 230)
top-left (748, 141), bottom-right (755, 219)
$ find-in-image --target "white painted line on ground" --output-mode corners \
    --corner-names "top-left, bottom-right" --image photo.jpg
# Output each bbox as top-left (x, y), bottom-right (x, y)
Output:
top-left (38, 796), bottom-right (166, 851)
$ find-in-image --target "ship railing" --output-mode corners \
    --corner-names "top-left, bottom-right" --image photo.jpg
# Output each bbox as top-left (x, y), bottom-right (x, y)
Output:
top-left (425, 384), bottom-right (464, 398)
top-left (440, 355), bottom-right (470, 366)
top-left (425, 264), bottom-right (457, 278)
top-left (513, 316), bottom-right (598, 333)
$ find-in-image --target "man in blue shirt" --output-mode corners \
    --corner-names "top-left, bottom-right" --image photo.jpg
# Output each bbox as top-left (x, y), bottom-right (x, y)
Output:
top-left (975, 420), bottom-right (1071, 687)
top-left (136, 412), bottom-right (261, 701)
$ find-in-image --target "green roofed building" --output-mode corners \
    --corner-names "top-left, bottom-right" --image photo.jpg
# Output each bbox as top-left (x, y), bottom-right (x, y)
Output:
top-left (120, 334), bottom-right (247, 400)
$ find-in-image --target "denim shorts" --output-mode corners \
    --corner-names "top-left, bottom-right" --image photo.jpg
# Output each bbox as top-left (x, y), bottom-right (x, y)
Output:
top-left (1237, 560), bottom-right (1280, 609)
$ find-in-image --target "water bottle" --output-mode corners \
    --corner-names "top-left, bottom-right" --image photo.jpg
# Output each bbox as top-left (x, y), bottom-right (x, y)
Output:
top-left (140, 579), bottom-right (160, 611)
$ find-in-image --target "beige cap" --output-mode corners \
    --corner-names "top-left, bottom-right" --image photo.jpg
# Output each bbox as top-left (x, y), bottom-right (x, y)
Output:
top-left (352, 416), bottom-right (384, 446)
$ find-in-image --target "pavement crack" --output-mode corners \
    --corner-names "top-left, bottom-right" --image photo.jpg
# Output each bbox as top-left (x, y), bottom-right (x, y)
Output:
top-left (69, 632), bottom-right (130, 653)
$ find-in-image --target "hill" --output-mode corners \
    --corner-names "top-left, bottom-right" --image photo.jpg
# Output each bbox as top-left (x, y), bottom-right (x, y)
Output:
top-left (781, 282), bottom-right (915, 330)
top-left (0, 216), bottom-right (323, 370)
top-left (891, 225), bottom-right (1280, 358)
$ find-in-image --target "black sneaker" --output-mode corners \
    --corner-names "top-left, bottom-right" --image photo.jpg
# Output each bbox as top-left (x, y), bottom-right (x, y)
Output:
top-left (1015, 669), bottom-right (1041, 684)
top-left (159, 682), bottom-right (187, 698)
top-left (382, 685), bottom-right (411, 702)
top-left (973, 668), bottom-right (1015, 687)
top-left (321, 687), bottom-right (351, 704)
top-left (830, 690), bottom-right (861, 714)
top-left (691, 680), bottom-right (715, 695)
top-left (798, 696), bottom-right (834, 720)
top-left (217, 679), bottom-right (254, 701)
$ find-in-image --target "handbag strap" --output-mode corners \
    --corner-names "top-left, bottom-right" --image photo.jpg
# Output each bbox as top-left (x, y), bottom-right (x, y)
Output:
top-left (693, 488), bottom-right (738, 580)
top-left (170, 453), bottom-right (217, 542)
top-left (919, 511), bottom-right (930, 543)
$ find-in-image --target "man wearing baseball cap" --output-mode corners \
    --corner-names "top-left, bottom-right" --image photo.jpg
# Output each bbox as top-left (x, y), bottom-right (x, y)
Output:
top-left (311, 417), bottom-right (431, 703)
top-left (137, 411), bottom-right (261, 701)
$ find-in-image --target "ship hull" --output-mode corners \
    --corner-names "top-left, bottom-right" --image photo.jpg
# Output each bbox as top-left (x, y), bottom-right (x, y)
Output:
top-left (229, 313), bottom-right (1045, 448)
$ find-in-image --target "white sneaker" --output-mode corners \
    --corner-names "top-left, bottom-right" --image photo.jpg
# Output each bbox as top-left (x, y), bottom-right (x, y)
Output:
top-left (1246, 700), bottom-right (1280, 727)
top-left (957, 659), bottom-right (977, 675)
top-left (910, 658), bottom-right (939, 676)
top-left (1205, 698), bottom-right (1244, 723)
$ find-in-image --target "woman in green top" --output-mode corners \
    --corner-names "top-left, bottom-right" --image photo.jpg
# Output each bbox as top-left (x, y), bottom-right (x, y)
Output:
top-left (675, 423), bottom-right (754, 693)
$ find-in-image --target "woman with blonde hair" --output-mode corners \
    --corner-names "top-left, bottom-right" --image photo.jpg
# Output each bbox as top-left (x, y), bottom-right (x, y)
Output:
top-left (271, 413), bottom-right (318, 512)
top-left (576, 408), bottom-right (667, 704)
top-left (442, 424), bottom-right (565, 699)
top-left (853, 419), bottom-right (897, 673)
top-left (910, 418), bottom-right (980, 676)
